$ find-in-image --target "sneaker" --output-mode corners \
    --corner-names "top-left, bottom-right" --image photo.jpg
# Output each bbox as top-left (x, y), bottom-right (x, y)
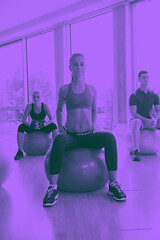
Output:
top-left (108, 182), bottom-right (127, 201)
top-left (132, 149), bottom-right (140, 161)
top-left (14, 150), bottom-right (24, 160)
top-left (43, 186), bottom-right (59, 207)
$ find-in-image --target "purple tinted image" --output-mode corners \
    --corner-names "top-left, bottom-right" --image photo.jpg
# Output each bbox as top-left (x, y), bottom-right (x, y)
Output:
top-left (0, 0), bottom-right (160, 239)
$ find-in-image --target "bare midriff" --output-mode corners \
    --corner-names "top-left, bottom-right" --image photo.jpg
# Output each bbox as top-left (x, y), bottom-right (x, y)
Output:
top-left (65, 108), bottom-right (93, 132)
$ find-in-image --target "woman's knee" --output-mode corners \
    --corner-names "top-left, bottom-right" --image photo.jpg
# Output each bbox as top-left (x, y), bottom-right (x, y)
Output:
top-left (98, 132), bottom-right (117, 148)
top-left (46, 123), bottom-right (57, 132)
top-left (104, 132), bottom-right (117, 144)
top-left (50, 123), bottom-right (57, 130)
top-left (18, 124), bottom-right (25, 133)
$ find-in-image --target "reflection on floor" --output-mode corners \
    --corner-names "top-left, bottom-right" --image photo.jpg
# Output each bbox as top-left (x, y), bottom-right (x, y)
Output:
top-left (0, 123), bottom-right (160, 240)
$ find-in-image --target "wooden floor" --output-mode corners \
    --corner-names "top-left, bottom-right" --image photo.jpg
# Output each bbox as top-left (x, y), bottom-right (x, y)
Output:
top-left (0, 123), bottom-right (160, 240)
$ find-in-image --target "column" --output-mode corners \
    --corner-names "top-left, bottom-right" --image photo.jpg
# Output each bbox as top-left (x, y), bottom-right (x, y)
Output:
top-left (112, 4), bottom-right (127, 123)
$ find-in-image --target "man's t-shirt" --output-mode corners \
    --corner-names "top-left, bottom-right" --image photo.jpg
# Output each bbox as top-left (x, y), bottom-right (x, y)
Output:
top-left (129, 88), bottom-right (160, 119)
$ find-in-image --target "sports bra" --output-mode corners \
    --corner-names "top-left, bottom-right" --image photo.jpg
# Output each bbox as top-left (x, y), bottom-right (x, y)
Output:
top-left (65, 83), bottom-right (93, 111)
top-left (30, 103), bottom-right (46, 120)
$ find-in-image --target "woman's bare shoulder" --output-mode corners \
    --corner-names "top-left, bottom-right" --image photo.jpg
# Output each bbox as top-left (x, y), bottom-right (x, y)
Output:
top-left (88, 84), bottom-right (96, 96)
top-left (60, 84), bottom-right (69, 98)
top-left (25, 103), bottom-right (32, 111)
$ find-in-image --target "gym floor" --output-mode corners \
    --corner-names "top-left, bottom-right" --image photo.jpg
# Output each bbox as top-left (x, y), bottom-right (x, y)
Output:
top-left (0, 123), bottom-right (160, 240)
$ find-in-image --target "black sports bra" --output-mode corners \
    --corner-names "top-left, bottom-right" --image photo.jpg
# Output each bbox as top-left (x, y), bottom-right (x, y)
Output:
top-left (65, 83), bottom-right (93, 111)
top-left (30, 103), bottom-right (46, 120)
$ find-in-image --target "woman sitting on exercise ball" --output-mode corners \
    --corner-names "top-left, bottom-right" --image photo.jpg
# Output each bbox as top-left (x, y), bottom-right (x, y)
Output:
top-left (14, 91), bottom-right (58, 160)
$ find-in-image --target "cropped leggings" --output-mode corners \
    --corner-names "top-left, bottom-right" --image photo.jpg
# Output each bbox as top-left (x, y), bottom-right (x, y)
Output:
top-left (50, 131), bottom-right (118, 175)
top-left (18, 123), bottom-right (57, 134)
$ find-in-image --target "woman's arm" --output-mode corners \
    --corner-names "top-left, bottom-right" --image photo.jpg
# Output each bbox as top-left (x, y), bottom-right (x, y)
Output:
top-left (43, 103), bottom-right (54, 126)
top-left (92, 87), bottom-right (97, 128)
top-left (56, 86), bottom-right (67, 129)
top-left (22, 104), bottom-right (31, 126)
top-left (88, 85), bottom-right (97, 129)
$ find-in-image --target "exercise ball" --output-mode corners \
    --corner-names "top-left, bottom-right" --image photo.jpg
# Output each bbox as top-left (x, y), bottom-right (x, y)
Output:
top-left (46, 148), bottom-right (108, 192)
top-left (0, 147), bottom-right (11, 187)
top-left (125, 129), bottom-right (160, 154)
top-left (23, 132), bottom-right (52, 155)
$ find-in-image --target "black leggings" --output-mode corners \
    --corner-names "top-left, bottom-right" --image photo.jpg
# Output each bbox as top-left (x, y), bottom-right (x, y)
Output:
top-left (18, 123), bottom-right (57, 134)
top-left (50, 131), bottom-right (118, 175)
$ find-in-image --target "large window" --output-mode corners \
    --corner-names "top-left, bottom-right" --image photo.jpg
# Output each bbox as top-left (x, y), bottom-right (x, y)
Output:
top-left (27, 32), bottom-right (56, 120)
top-left (0, 41), bottom-right (24, 123)
top-left (70, 12), bottom-right (113, 130)
top-left (134, 0), bottom-right (160, 94)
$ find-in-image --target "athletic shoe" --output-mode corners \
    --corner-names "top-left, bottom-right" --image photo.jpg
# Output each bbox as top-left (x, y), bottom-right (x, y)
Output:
top-left (108, 182), bottom-right (127, 201)
top-left (132, 149), bottom-right (140, 161)
top-left (14, 150), bottom-right (24, 160)
top-left (43, 186), bottom-right (59, 207)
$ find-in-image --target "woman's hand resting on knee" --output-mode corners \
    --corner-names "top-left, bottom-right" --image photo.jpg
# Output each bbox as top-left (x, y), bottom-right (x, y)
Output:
top-left (58, 126), bottom-right (67, 134)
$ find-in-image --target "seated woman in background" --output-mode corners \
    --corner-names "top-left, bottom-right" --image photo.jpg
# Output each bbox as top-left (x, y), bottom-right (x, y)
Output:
top-left (14, 91), bottom-right (58, 160)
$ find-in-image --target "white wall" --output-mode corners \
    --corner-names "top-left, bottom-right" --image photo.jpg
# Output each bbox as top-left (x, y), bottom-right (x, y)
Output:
top-left (0, 0), bottom-right (80, 32)
top-left (0, 0), bottom-right (125, 44)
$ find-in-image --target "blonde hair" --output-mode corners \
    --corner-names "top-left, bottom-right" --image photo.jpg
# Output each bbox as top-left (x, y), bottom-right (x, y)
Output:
top-left (69, 53), bottom-right (85, 65)
top-left (32, 90), bottom-right (41, 97)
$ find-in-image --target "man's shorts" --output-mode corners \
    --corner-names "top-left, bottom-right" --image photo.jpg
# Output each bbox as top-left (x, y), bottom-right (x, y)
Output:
top-left (130, 118), bottom-right (160, 131)
top-left (129, 118), bottom-right (149, 131)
